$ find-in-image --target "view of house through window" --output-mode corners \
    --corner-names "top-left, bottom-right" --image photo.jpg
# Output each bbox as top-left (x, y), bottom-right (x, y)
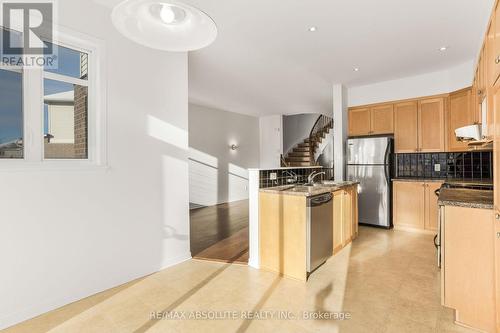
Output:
top-left (0, 68), bottom-right (23, 159)
top-left (43, 44), bottom-right (89, 159)
top-left (0, 33), bottom-right (90, 161)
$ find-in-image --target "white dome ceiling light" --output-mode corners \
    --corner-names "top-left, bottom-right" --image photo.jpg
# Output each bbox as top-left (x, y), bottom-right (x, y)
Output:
top-left (111, 0), bottom-right (217, 52)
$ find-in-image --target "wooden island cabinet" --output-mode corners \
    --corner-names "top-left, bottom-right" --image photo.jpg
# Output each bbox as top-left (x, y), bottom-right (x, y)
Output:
top-left (259, 184), bottom-right (358, 281)
top-left (333, 185), bottom-right (358, 254)
top-left (441, 205), bottom-right (495, 333)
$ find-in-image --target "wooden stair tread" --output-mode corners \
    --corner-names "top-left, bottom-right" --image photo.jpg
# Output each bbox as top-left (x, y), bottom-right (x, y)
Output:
top-left (283, 115), bottom-right (333, 167)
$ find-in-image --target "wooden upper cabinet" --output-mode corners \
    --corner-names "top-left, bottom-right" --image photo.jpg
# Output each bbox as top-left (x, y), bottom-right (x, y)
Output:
top-left (479, 47), bottom-right (486, 103)
top-left (348, 105), bottom-right (394, 136)
top-left (348, 108), bottom-right (371, 136)
top-left (393, 181), bottom-right (425, 230)
top-left (449, 88), bottom-right (473, 152)
top-left (371, 104), bottom-right (394, 135)
top-left (394, 101), bottom-right (419, 153)
top-left (494, 1), bottom-right (500, 86)
top-left (418, 98), bottom-right (445, 152)
top-left (487, 21), bottom-right (496, 88)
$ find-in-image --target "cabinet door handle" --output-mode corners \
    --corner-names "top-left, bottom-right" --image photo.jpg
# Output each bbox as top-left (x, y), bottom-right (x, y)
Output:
top-left (496, 213), bottom-right (500, 220)
top-left (496, 56), bottom-right (500, 64)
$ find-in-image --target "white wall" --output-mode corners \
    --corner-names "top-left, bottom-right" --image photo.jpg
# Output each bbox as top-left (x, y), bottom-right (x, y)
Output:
top-left (0, 1), bottom-right (190, 329)
top-left (282, 113), bottom-right (319, 155)
top-left (259, 115), bottom-right (283, 169)
top-left (348, 61), bottom-right (474, 107)
top-left (333, 85), bottom-right (348, 181)
top-left (188, 104), bottom-right (259, 206)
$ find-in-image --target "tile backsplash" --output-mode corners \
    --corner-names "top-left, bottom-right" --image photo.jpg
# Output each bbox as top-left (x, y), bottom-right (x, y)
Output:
top-left (395, 151), bottom-right (492, 180)
top-left (259, 168), bottom-right (334, 188)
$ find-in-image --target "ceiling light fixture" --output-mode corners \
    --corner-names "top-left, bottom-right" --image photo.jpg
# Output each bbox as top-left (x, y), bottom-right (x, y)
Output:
top-left (439, 46), bottom-right (448, 52)
top-left (111, 0), bottom-right (218, 52)
top-left (308, 26), bottom-right (317, 32)
top-left (353, 67), bottom-right (360, 72)
top-left (159, 4), bottom-right (186, 25)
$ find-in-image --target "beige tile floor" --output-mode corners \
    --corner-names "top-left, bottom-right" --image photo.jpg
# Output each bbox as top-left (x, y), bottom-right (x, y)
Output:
top-left (4, 227), bottom-right (477, 333)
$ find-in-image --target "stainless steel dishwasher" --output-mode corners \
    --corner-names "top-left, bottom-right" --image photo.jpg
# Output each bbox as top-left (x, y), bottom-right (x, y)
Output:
top-left (307, 192), bottom-right (333, 273)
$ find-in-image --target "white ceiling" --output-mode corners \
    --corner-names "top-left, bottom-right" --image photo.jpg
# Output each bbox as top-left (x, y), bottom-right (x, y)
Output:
top-left (95, 0), bottom-right (494, 116)
top-left (187, 0), bottom-right (494, 116)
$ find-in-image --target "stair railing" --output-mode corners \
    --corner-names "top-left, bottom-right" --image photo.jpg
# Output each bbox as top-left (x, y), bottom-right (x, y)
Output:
top-left (280, 154), bottom-right (289, 167)
top-left (308, 115), bottom-right (333, 165)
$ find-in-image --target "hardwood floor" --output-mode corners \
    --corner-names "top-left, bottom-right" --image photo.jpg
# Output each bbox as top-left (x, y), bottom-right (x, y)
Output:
top-left (190, 200), bottom-right (248, 264)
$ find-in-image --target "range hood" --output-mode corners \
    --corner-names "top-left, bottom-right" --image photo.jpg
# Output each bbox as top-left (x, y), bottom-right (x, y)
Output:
top-left (455, 124), bottom-right (482, 142)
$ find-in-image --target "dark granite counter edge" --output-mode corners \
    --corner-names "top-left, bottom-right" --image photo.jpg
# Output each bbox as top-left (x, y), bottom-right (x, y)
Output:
top-left (393, 178), bottom-right (445, 183)
top-left (437, 188), bottom-right (494, 210)
top-left (260, 181), bottom-right (359, 197)
top-left (438, 200), bottom-right (494, 210)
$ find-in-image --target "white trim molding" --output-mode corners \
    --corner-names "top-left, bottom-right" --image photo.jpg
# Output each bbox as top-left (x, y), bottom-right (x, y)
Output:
top-left (0, 24), bottom-right (107, 171)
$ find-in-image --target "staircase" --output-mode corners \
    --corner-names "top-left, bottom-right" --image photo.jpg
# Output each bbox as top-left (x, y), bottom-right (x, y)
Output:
top-left (284, 115), bottom-right (333, 167)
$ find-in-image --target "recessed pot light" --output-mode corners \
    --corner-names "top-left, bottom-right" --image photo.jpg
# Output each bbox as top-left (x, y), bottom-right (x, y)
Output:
top-left (112, 0), bottom-right (218, 52)
top-left (353, 67), bottom-right (360, 72)
top-left (308, 26), bottom-right (317, 32)
top-left (439, 46), bottom-right (448, 52)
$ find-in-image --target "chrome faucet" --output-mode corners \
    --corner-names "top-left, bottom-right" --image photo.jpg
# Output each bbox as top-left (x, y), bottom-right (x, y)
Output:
top-left (283, 170), bottom-right (298, 184)
top-left (307, 171), bottom-right (326, 185)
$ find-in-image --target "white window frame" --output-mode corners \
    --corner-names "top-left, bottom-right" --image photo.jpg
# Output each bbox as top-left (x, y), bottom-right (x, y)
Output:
top-left (0, 25), bottom-right (107, 171)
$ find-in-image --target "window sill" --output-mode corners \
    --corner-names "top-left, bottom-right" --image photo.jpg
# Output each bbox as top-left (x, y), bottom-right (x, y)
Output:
top-left (0, 160), bottom-right (110, 172)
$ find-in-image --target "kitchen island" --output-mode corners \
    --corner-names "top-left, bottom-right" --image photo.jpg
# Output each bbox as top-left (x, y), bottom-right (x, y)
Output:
top-left (438, 188), bottom-right (495, 333)
top-left (259, 181), bottom-right (358, 281)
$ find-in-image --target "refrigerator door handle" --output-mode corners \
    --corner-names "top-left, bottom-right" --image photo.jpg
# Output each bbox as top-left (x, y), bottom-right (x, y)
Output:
top-left (383, 141), bottom-right (391, 183)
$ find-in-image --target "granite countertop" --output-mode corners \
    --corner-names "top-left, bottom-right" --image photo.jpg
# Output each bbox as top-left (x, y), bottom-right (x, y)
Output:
top-left (393, 178), bottom-right (493, 186)
top-left (393, 178), bottom-right (445, 183)
top-left (438, 188), bottom-right (493, 210)
top-left (259, 181), bottom-right (359, 197)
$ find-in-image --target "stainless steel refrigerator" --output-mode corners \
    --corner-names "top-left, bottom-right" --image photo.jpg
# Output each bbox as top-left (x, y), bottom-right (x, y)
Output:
top-left (346, 137), bottom-right (393, 228)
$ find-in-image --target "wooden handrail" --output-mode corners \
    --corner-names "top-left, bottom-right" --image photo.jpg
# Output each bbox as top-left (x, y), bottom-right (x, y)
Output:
top-left (308, 115), bottom-right (333, 164)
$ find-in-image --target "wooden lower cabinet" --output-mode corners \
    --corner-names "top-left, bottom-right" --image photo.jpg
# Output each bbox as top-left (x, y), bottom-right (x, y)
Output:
top-left (393, 181), bottom-right (425, 230)
top-left (393, 181), bottom-right (442, 232)
top-left (259, 192), bottom-right (308, 281)
top-left (425, 182), bottom-right (442, 231)
top-left (442, 206), bottom-right (495, 333)
top-left (333, 185), bottom-right (358, 254)
top-left (495, 209), bottom-right (500, 333)
top-left (342, 188), bottom-right (353, 246)
top-left (351, 185), bottom-right (359, 238)
top-left (332, 190), bottom-right (344, 254)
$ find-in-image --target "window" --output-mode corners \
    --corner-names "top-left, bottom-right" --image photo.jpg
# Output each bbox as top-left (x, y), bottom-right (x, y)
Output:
top-left (0, 26), bottom-right (106, 168)
top-left (0, 68), bottom-right (23, 159)
top-left (43, 43), bottom-right (89, 159)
